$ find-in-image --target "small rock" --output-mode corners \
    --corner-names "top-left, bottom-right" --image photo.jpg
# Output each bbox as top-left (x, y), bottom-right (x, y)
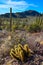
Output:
top-left (41, 62), bottom-right (43, 65)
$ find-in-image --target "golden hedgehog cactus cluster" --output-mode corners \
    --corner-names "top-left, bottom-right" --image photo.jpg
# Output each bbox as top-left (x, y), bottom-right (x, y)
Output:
top-left (10, 44), bottom-right (33, 62)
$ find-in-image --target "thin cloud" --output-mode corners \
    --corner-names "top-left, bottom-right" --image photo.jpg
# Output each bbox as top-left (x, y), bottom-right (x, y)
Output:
top-left (0, 0), bottom-right (38, 10)
top-left (29, 4), bottom-right (38, 7)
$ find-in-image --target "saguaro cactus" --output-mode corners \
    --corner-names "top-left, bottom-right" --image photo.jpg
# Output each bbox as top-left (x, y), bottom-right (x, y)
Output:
top-left (0, 18), bottom-right (2, 30)
top-left (10, 8), bottom-right (12, 31)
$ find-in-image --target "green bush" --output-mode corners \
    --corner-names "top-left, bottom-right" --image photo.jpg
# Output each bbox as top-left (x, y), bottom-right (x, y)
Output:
top-left (12, 25), bottom-right (18, 31)
top-left (29, 23), bottom-right (41, 33)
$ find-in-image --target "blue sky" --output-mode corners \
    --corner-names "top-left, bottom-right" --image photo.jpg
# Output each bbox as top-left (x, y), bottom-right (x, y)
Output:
top-left (0, 0), bottom-right (43, 14)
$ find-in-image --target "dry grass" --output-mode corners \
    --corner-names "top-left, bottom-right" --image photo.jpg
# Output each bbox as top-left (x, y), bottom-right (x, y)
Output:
top-left (0, 31), bottom-right (43, 65)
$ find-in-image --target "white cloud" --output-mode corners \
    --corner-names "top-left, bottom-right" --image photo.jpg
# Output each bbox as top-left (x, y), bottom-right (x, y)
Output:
top-left (0, 4), bottom-right (9, 8)
top-left (28, 4), bottom-right (38, 7)
top-left (7, 0), bottom-right (28, 5)
top-left (0, 0), bottom-right (38, 10)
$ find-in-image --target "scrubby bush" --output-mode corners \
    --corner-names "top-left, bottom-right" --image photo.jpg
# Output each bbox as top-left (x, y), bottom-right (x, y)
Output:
top-left (10, 44), bottom-right (33, 62)
top-left (12, 24), bottom-right (18, 31)
top-left (28, 17), bottom-right (43, 33)
top-left (29, 23), bottom-right (41, 33)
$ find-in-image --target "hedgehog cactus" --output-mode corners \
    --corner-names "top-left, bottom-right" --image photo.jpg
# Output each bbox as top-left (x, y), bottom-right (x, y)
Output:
top-left (10, 48), bottom-right (20, 60)
top-left (10, 44), bottom-right (33, 62)
top-left (19, 50), bottom-right (25, 62)
top-left (14, 47), bottom-right (18, 55)
top-left (24, 44), bottom-right (33, 57)
top-left (10, 48), bottom-right (16, 58)
top-left (18, 44), bottom-right (22, 49)
top-left (18, 44), bottom-right (23, 51)
top-left (24, 44), bottom-right (29, 53)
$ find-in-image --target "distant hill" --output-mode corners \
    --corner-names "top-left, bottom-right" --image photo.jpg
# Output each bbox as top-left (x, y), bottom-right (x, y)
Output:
top-left (0, 10), bottom-right (42, 18)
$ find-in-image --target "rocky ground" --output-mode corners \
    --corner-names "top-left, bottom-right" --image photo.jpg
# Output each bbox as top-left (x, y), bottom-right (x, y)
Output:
top-left (0, 30), bottom-right (43, 65)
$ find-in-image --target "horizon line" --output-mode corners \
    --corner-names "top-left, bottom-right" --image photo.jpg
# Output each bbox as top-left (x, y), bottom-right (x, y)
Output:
top-left (0, 9), bottom-right (43, 15)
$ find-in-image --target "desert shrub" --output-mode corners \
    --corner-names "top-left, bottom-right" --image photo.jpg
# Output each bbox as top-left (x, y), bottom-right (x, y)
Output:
top-left (0, 26), bottom-right (2, 30)
top-left (24, 25), bottom-right (29, 32)
top-left (28, 17), bottom-right (43, 33)
top-left (10, 44), bottom-right (33, 62)
top-left (12, 24), bottom-right (18, 31)
top-left (29, 23), bottom-right (41, 33)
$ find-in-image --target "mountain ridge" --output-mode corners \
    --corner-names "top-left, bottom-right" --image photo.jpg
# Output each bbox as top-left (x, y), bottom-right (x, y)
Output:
top-left (0, 10), bottom-right (42, 18)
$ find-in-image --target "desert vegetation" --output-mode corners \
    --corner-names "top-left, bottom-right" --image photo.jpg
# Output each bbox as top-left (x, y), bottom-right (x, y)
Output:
top-left (0, 16), bottom-right (43, 32)
top-left (0, 9), bottom-right (43, 65)
top-left (10, 44), bottom-right (33, 62)
top-left (0, 31), bottom-right (43, 65)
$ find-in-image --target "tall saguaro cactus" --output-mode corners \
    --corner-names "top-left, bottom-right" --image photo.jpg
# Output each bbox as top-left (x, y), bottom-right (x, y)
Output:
top-left (10, 8), bottom-right (12, 31)
top-left (0, 18), bottom-right (2, 30)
